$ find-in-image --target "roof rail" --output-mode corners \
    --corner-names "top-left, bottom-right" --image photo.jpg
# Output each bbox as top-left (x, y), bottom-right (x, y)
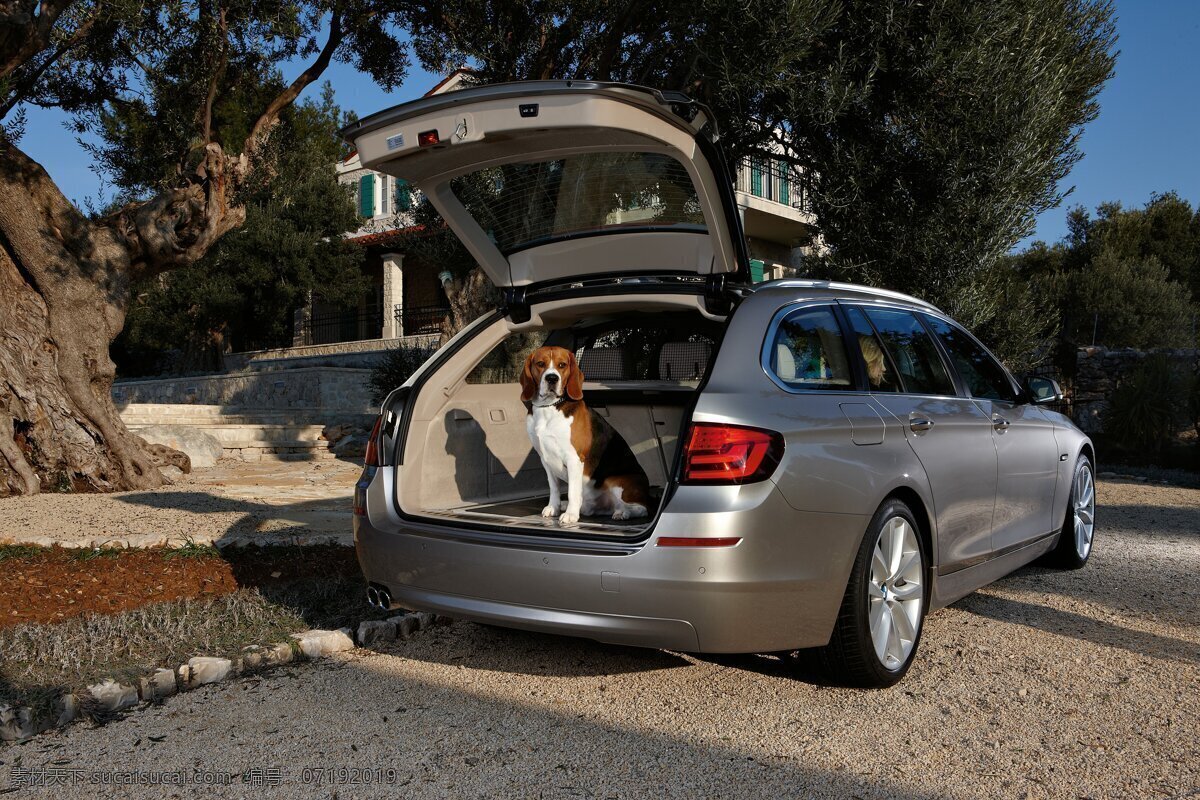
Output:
top-left (753, 279), bottom-right (940, 312)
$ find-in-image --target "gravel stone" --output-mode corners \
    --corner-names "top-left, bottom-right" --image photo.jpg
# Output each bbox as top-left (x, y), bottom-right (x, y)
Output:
top-left (10, 479), bottom-right (1199, 799)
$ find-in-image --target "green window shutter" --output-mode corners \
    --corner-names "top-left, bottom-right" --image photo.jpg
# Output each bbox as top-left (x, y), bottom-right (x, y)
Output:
top-left (749, 258), bottom-right (765, 283)
top-left (776, 160), bottom-right (790, 206)
top-left (395, 178), bottom-right (412, 211)
top-left (750, 158), bottom-right (764, 197)
top-left (359, 173), bottom-right (375, 218)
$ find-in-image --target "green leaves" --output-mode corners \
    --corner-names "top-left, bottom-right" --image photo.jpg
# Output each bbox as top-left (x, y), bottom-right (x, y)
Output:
top-left (114, 84), bottom-right (367, 374)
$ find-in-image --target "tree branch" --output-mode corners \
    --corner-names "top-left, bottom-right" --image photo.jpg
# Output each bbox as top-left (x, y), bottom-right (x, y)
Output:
top-left (200, 4), bottom-right (229, 146)
top-left (0, 0), bottom-right (78, 81)
top-left (0, 4), bottom-right (99, 119)
top-left (243, 11), bottom-right (344, 157)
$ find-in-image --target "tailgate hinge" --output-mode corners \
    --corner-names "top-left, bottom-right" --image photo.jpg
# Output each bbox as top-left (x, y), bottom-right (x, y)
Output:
top-left (704, 273), bottom-right (734, 316)
top-left (502, 286), bottom-right (531, 323)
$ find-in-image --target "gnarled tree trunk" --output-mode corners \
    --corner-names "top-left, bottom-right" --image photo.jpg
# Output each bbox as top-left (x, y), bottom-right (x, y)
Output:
top-left (0, 143), bottom-right (235, 495)
top-left (0, 1), bottom-right (345, 497)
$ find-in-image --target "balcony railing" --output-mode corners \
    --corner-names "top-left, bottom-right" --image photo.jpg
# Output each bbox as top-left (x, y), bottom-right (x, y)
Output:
top-left (297, 307), bottom-right (383, 346)
top-left (394, 304), bottom-right (449, 337)
top-left (736, 156), bottom-right (813, 214)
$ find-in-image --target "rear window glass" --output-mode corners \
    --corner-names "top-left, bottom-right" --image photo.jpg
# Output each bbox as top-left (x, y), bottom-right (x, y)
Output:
top-left (766, 306), bottom-right (853, 390)
top-left (861, 308), bottom-right (956, 396)
top-left (450, 152), bottom-right (706, 254)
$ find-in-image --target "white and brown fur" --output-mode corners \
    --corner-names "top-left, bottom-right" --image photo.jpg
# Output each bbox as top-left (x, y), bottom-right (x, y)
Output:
top-left (520, 346), bottom-right (651, 527)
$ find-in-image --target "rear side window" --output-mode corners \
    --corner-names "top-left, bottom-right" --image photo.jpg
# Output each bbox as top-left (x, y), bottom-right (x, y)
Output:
top-left (844, 306), bottom-right (901, 392)
top-left (923, 315), bottom-right (1018, 402)
top-left (466, 332), bottom-right (550, 384)
top-left (766, 306), bottom-right (853, 390)
top-left (861, 308), bottom-right (956, 396)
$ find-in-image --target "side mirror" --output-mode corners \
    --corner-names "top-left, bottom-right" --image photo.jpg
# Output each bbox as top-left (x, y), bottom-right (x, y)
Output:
top-left (1025, 376), bottom-right (1064, 405)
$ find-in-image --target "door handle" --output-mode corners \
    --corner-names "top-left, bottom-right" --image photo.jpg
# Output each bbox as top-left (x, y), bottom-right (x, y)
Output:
top-left (909, 417), bottom-right (934, 433)
top-left (992, 414), bottom-right (1010, 431)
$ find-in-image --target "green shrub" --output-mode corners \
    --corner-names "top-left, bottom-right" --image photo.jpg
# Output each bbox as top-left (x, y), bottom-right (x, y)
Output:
top-left (1104, 355), bottom-right (1193, 451)
top-left (368, 340), bottom-right (439, 404)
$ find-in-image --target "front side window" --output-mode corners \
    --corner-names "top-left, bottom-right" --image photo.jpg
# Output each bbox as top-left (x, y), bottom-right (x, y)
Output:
top-left (923, 315), bottom-right (1018, 402)
top-left (767, 306), bottom-right (853, 390)
top-left (862, 308), bottom-right (956, 396)
top-left (450, 152), bottom-right (706, 254)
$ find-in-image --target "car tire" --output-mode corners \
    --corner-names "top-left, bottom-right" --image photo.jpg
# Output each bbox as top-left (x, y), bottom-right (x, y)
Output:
top-left (811, 498), bottom-right (927, 688)
top-left (1044, 455), bottom-right (1095, 570)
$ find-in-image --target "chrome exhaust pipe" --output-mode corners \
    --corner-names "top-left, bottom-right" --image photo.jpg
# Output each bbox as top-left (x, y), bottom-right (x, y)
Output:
top-left (366, 586), bottom-right (380, 608)
top-left (377, 588), bottom-right (392, 610)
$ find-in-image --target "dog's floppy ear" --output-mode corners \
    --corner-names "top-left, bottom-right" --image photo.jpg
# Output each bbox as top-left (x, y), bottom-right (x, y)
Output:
top-left (565, 350), bottom-right (584, 401)
top-left (520, 351), bottom-right (538, 402)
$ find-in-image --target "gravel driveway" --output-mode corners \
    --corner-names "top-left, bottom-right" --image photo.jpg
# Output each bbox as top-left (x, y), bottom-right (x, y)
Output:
top-left (4, 478), bottom-right (1198, 799)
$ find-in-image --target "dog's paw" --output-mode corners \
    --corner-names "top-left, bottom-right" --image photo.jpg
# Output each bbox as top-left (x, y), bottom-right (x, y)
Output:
top-left (540, 504), bottom-right (559, 518)
top-left (611, 508), bottom-right (631, 521)
top-left (559, 512), bottom-right (579, 527)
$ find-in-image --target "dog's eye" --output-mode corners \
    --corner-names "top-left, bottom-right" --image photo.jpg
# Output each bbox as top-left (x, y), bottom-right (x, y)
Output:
top-left (536, 361), bottom-right (545, 368)
top-left (558, 362), bottom-right (566, 368)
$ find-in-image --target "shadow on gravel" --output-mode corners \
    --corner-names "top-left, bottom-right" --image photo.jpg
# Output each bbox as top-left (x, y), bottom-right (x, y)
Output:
top-left (1098, 503), bottom-right (1200, 538)
top-left (408, 623), bottom-right (693, 677)
top-left (957, 594), bottom-right (1200, 664)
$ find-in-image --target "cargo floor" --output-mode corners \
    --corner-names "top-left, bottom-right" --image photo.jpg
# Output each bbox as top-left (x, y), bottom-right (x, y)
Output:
top-left (423, 493), bottom-right (661, 536)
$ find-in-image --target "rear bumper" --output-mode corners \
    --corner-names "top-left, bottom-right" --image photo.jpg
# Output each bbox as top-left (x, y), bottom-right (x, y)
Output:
top-left (355, 480), bottom-right (867, 653)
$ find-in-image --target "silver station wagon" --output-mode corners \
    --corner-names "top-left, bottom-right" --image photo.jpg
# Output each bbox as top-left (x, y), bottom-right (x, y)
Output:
top-left (345, 81), bottom-right (1095, 686)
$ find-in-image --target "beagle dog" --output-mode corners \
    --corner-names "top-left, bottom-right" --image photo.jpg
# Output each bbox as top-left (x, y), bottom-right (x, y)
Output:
top-left (520, 346), bottom-right (652, 527)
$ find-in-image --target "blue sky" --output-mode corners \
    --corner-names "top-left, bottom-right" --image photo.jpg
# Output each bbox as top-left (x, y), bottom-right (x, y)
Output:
top-left (17, 0), bottom-right (1200, 248)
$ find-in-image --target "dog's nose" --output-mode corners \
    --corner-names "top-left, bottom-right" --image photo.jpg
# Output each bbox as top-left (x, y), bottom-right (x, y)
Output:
top-left (544, 373), bottom-right (559, 385)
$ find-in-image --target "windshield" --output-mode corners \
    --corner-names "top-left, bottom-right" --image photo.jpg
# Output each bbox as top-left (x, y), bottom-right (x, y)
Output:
top-left (449, 151), bottom-right (707, 254)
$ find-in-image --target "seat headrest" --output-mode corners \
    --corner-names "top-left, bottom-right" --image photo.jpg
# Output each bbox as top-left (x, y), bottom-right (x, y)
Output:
top-left (577, 347), bottom-right (630, 380)
top-left (658, 341), bottom-right (712, 381)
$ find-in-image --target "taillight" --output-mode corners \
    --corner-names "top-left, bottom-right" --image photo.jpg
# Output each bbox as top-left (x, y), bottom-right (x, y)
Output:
top-left (363, 415), bottom-right (384, 467)
top-left (681, 423), bottom-right (783, 485)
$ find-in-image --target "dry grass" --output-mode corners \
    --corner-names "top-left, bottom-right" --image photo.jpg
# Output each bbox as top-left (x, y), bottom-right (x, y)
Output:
top-left (0, 575), bottom-right (389, 714)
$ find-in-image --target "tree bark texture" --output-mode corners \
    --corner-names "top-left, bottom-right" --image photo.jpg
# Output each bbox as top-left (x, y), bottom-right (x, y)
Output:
top-left (0, 142), bottom-right (231, 496)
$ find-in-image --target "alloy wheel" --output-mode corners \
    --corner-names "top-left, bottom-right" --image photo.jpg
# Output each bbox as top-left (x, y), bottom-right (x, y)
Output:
top-left (1074, 462), bottom-right (1095, 559)
top-left (867, 516), bottom-right (924, 671)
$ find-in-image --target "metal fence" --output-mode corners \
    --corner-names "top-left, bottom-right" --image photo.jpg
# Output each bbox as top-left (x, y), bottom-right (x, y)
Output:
top-left (394, 304), bottom-right (449, 337)
top-left (297, 307), bottom-right (383, 346)
top-left (736, 156), bottom-right (813, 213)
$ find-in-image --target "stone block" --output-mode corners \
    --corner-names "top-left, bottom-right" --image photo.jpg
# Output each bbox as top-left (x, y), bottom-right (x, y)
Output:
top-left (357, 619), bottom-right (398, 646)
top-left (138, 669), bottom-right (178, 701)
top-left (292, 629), bottom-right (355, 659)
top-left (87, 680), bottom-right (139, 713)
top-left (179, 657), bottom-right (232, 689)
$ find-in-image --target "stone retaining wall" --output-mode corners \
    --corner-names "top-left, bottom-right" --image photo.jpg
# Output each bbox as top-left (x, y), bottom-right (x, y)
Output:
top-left (113, 367), bottom-right (375, 413)
top-left (1074, 346), bottom-right (1200, 434)
top-left (223, 334), bottom-right (438, 372)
